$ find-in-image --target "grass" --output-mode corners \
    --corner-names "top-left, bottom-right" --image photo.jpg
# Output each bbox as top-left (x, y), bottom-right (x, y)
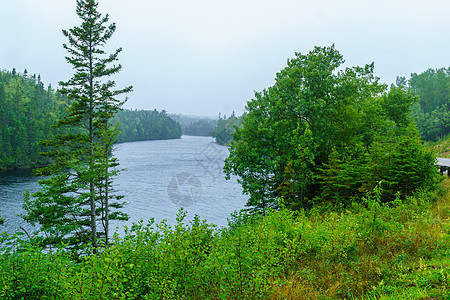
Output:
top-left (0, 179), bottom-right (448, 299)
top-left (270, 179), bottom-right (450, 300)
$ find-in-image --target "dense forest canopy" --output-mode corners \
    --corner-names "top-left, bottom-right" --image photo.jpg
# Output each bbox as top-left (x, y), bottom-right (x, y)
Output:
top-left (0, 69), bottom-right (182, 171)
top-left (0, 69), bottom-right (67, 170)
top-left (113, 109), bottom-right (181, 143)
top-left (399, 67), bottom-right (450, 142)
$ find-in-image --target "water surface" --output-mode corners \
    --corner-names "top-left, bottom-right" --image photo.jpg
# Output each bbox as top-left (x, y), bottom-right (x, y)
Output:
top-left (0, 136), bottom-right (248, 234)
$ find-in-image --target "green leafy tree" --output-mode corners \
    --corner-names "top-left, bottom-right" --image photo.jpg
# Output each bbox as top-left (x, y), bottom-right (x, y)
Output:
top-left (381, 85), bottom-right (418, 128)
top-left (23, 0), bottom-right (132, 252)
top-left (277, 125), bottom-right (315, 210)
top-left (225, 45), bottom-right (385, 211)
top-left (407, 68), bottom-right (450, 141)
top-left (225, 46), bottom-right (438, 212)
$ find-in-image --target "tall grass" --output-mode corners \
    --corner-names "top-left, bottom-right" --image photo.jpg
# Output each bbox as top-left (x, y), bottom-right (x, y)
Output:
top-left (271, 180), bottom-right (449, 299)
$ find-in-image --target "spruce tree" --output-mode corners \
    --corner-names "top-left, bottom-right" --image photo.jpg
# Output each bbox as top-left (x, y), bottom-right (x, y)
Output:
top-left (23, 0), bottom-right (132, 253)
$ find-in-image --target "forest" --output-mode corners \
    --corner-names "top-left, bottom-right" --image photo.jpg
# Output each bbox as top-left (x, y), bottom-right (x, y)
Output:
top-left (406, 68), bottom-right (450, 141)
top-left (223, 46), bottom-right (443, 213)
top-left (170, 114), bottom-right (217, 136)
top-left (113, 109), bottom-right (181, 143)
top-left (0, 0), bottom-right (448, 299)
top-left (211, 112), bottom-right (243, 145)
top-left (0, 69), bottom-right (181, 171)
top-left (0, 69), bottom-right (67, 170)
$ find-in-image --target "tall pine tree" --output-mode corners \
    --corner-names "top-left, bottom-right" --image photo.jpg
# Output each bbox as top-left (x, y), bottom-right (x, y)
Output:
top-left (23, 0), bottom-right (132, 253)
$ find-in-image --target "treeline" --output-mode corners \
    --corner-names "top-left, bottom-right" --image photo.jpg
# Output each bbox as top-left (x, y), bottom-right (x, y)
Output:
top-left (397, 68), bottom-right (450, 141)
top-left (0, 69), bottom-right (67, 170)
top-left (169, 114), bottom-right (217, 136)
top-left (211, 112), bottom-right (243, 145)
top-left (171, 112), bottom-right (244, 144)
top-left (113, 109), bottom-right (182, 143)
top-left (183, 120), bottom-right (216, 136)
top-left (210, 69), bottom-right (450, 146)
top-left (0, 69), bottom-right (183, 170)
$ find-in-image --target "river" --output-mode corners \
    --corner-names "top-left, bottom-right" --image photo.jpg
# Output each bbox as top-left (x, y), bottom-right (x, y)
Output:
top-left (0, 136), bottom-right (248, 234)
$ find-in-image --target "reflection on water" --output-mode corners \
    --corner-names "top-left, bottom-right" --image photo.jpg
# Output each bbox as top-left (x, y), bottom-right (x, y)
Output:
top-left (0, 136), bottom-right (248, 234)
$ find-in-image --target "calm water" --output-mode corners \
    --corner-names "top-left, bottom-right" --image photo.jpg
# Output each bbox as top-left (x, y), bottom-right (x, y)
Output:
top-left (0, 136), bottom-right (248, 234)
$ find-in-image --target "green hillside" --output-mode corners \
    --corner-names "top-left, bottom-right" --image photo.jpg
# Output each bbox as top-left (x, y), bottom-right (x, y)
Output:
top-left (0, 69), bottom-right (67, 170)
top-left (0, 69), bottom-right (182, 170)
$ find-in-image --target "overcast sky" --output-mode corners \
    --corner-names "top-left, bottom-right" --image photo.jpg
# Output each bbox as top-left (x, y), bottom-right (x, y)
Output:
top-left (1, 0), bottom-right (449, 117)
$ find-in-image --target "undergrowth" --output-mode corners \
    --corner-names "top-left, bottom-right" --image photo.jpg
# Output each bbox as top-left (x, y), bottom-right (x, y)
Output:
top-left (0, 180), bottom-right (448, 299)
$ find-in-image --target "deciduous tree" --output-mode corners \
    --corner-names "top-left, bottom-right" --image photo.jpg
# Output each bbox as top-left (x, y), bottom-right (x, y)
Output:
top-left (225, 46), bottom-right (438, 212)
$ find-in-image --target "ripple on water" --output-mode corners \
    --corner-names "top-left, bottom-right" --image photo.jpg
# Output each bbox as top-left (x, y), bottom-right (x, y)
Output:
top-left (0, 136), bottom-right (248, 235)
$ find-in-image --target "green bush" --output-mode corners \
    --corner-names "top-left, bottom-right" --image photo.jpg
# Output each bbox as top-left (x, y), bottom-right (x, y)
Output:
top-left (0, 186), bottom-right (448, 299)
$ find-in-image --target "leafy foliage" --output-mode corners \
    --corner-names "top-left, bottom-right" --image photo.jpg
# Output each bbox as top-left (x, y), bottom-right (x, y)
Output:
top-left (224, 46), bottom-right (440, 212)
top-left (0, 183), bottom-right (448, 299)
top-left (403, 68), bottom-right (450, 141)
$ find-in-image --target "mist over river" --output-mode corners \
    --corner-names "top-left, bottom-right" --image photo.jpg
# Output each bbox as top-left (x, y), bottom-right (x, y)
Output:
top-left (0, 136), bottom-right (248, 234)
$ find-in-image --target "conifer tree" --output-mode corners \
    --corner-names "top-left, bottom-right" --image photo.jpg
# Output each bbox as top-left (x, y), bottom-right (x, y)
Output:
top-left (23, 0), bottom-right (132, 253)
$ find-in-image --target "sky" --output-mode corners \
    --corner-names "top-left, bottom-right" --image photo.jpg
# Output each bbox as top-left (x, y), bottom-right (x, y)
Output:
top-left (1, 0), bottom-right (449, 117)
